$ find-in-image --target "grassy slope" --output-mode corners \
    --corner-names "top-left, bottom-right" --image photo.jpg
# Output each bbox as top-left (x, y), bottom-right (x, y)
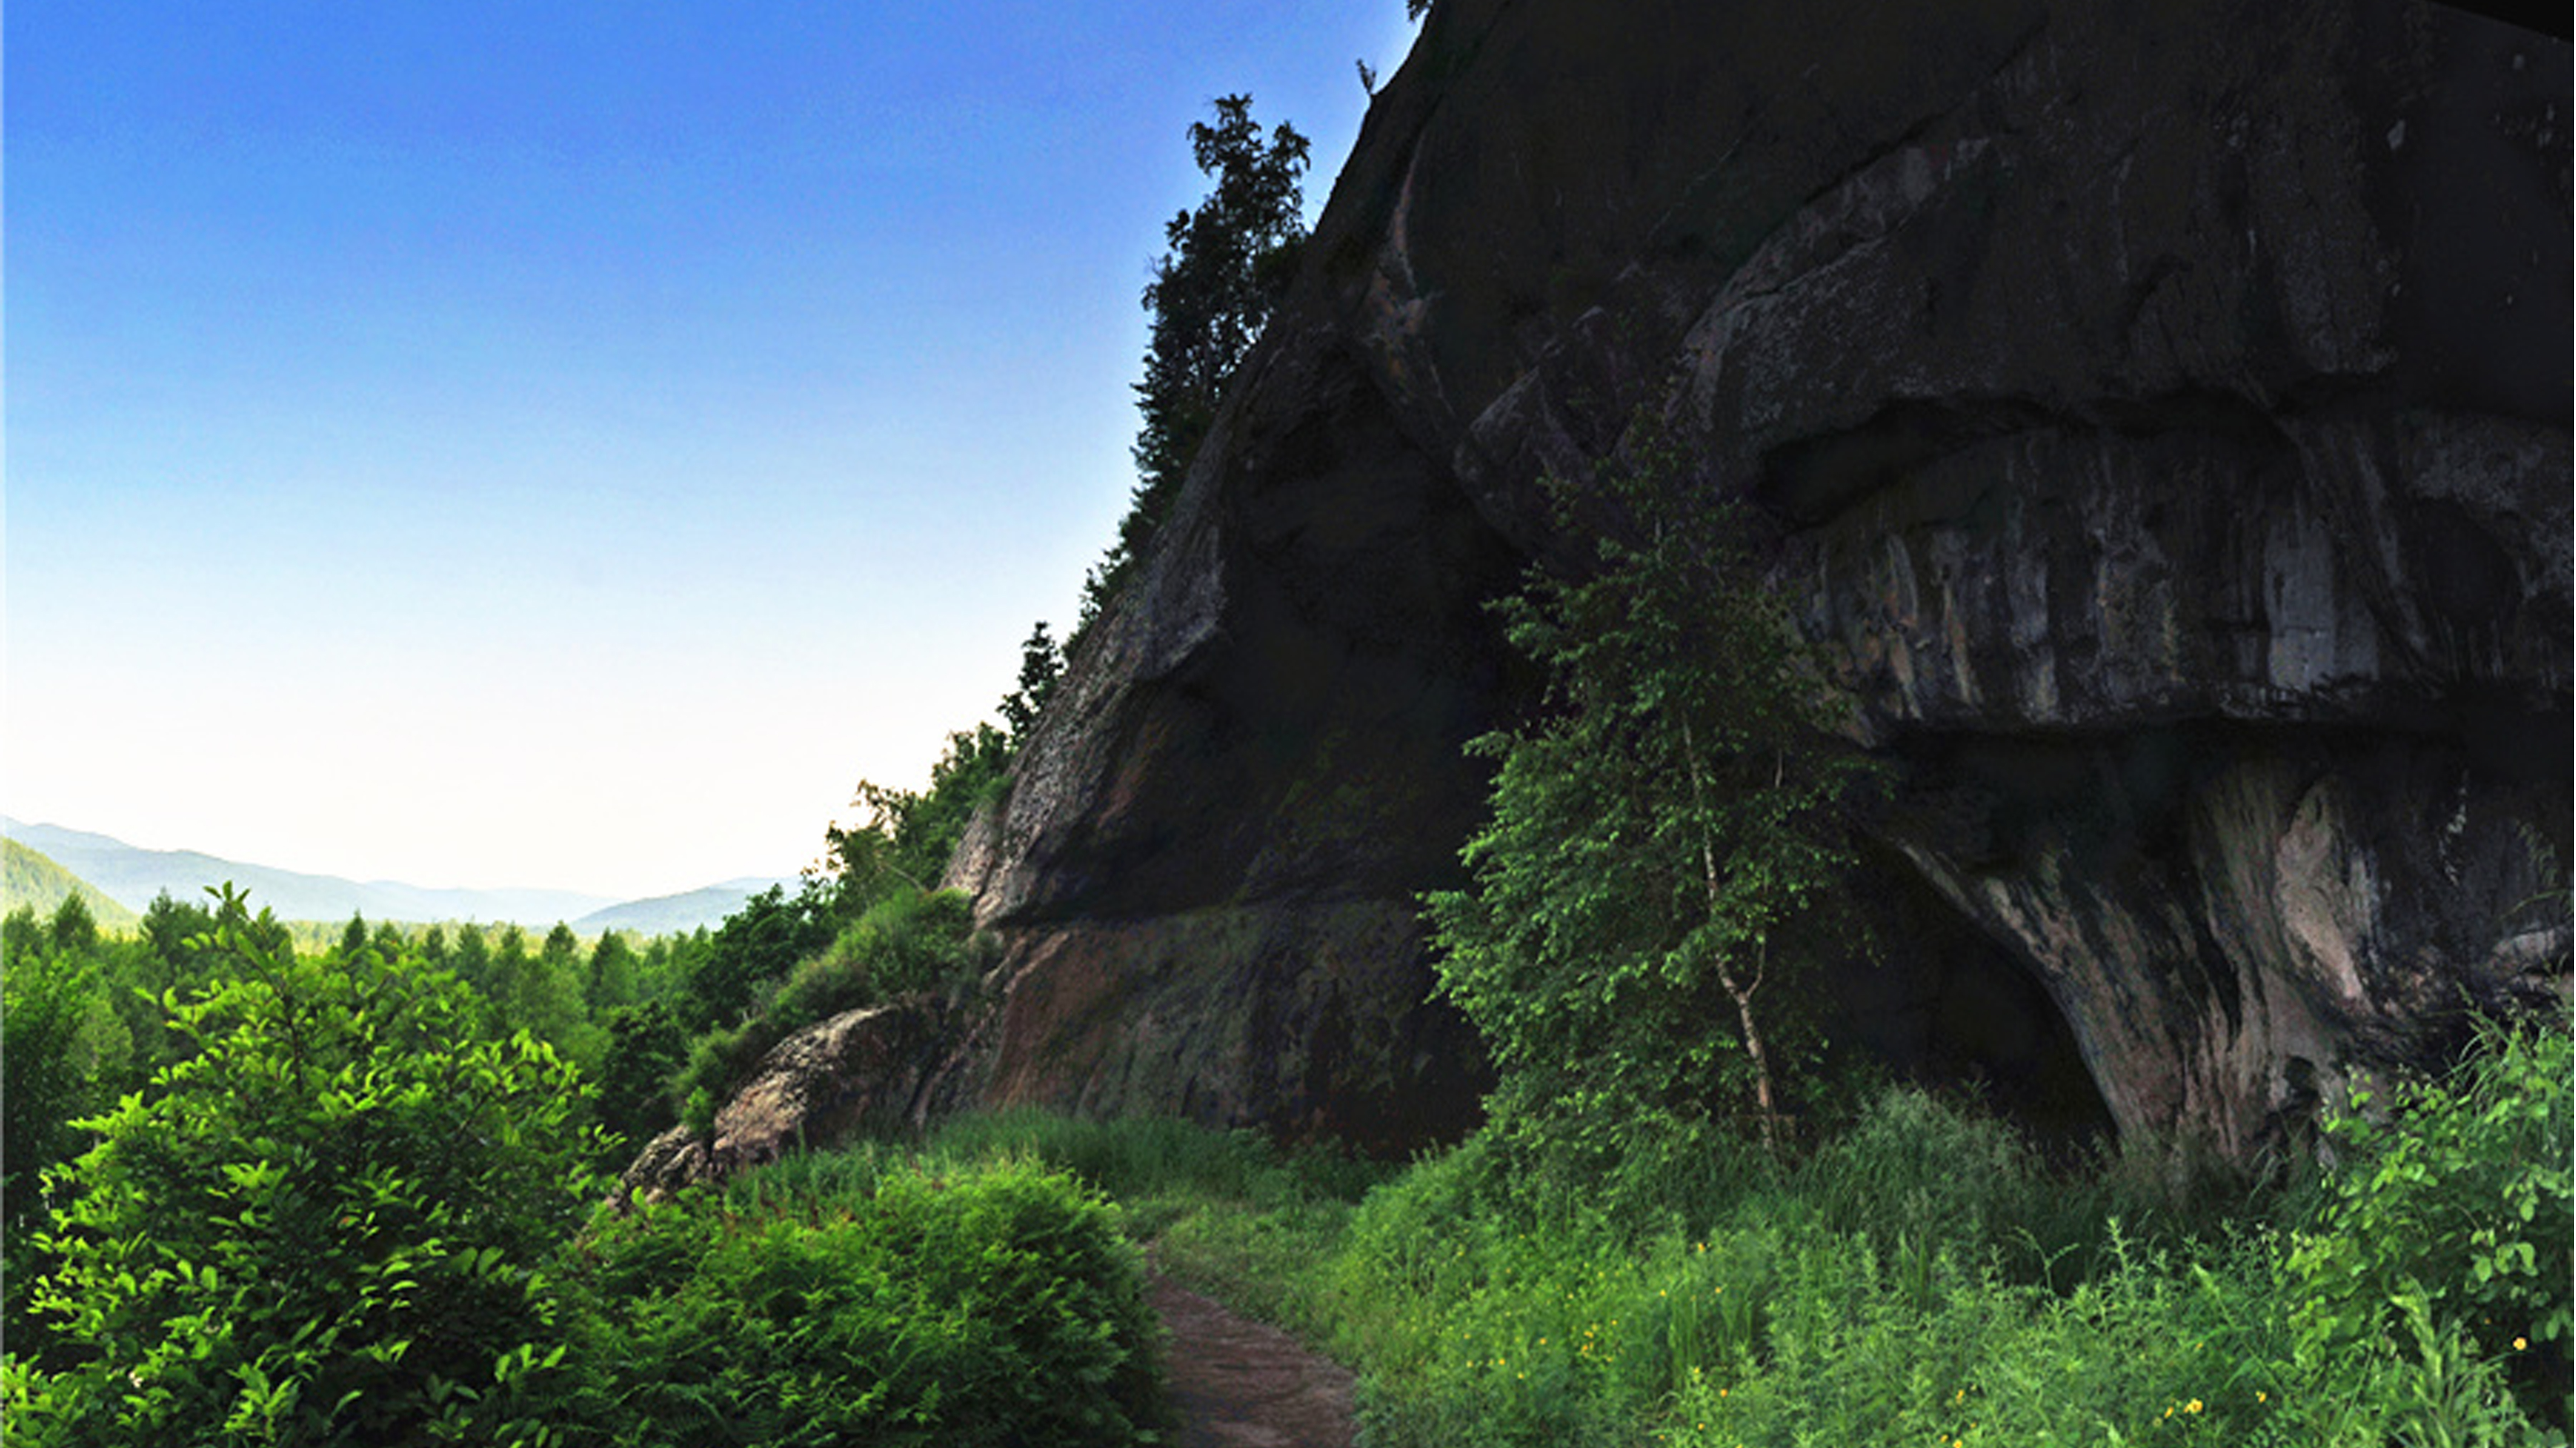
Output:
top-left (2, 840), bottom-right (140, 932)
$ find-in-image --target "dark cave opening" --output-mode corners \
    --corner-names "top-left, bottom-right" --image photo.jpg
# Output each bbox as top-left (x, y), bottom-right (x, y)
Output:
top-left (1812, 850), bottom-right (2118, 1155)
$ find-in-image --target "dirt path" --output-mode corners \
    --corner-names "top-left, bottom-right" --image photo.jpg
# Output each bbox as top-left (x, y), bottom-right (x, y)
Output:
top-left (1150, 1275), bottom-right (1357, 1448)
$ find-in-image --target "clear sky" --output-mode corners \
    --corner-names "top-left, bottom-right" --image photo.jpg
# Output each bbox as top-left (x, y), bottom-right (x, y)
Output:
top-left (5, 1), bottom-right (1425, 901)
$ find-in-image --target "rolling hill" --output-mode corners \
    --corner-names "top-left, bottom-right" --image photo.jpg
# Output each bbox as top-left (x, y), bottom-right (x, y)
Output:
top-left (3, 838), bottom-right (143, 930)
top-left (0, 820), bottom-right (782, 933)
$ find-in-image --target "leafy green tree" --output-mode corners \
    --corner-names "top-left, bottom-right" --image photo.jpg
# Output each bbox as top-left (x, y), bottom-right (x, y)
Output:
top-left (586, 929), bottom-right (640, 1015)
top-left (45, 892), bottom-right (99, 956)
top-left (3, 887), bottom-right (605, 1444)
top-left (336, 910), bottom-right (369, 959)
top-left (2, 914), bottom-right (127, 1346)
top-left (509, 922), bottom-right (602, 1073)
top-left (678, 884), bottom-right (833, 1035)
top-left (542, 921), bottom-right (581, 968)
top-left (1424, 423), bottom-right (1873, 1164)
top-left (597, 999), bottom-right (689, 1151)
top-left (1081, 94), bottom-right (1310, 628)
top-left (451, 922), bottom-right (492, 999)
top-left (138, 890), bottom-right (217, 978)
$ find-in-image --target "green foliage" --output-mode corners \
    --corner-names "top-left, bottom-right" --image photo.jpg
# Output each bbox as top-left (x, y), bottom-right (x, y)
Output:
top-left (596, 999), bottom-right (690, 1151)
top-left (1426, 420), bottom-right (1874, 1169)
top-left (1080, 94), bottom-right (1310, 630)
top-left (568, 1155), bottom-right (1164, 1447)
top-left (669, 889), bottom-right (989, 1123)
top-left (2, 908), bottom-right (132, 1343)
top-left (1102, 1033), bottom-right (2564, 1448)
top-left (998, 620), bottom-right (1066, 746)
top-left (2287, 1011), bottom-right (2572, 1430)
top-left (677, 882), bottom-right (835, 1035)
top-left (4, 887), bottom-right (609, 1445)
top-left (773, 888), bottom-right (987, 1033)
top-left (584, 928), bottom-right (642, 1014)
top-left (922, 1106), bottom-right (1386, 1218)
top-left (820, 724), bottom-right (1013, 916)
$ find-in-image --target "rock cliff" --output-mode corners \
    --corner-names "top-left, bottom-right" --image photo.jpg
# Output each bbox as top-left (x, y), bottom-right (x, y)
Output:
top-left (940, 0), bottom-right (2568, 1164)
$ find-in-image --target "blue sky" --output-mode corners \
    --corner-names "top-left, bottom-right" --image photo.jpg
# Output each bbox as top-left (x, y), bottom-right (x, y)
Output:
top-left (5, 1), bottom-right (1424, 901)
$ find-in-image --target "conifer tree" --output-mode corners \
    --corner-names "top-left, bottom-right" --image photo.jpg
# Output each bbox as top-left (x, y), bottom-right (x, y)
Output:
top-left (1081, 95), bottom-right (1309, 630)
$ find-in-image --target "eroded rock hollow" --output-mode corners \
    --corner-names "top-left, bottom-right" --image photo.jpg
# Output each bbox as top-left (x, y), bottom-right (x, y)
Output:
top-left (937, 0), bottom-right (2569, 1164)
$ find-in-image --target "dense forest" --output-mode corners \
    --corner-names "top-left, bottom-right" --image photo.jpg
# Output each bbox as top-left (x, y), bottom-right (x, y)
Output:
top-left (7, 46), bottom-right (2571, 1448)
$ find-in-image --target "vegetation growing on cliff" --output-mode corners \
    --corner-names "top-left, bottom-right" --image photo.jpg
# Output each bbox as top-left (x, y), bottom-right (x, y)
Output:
top-left (1079, 93), bottom-right (1311, 634)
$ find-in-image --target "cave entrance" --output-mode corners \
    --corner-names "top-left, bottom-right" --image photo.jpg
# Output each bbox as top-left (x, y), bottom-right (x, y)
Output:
top-left (1812, 853), bottom-right (2116, 1155)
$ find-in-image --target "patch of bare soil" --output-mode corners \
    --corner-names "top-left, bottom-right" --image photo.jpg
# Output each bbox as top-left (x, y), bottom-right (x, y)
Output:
top-left (1150, 1274), bottom-right (1357, 1448)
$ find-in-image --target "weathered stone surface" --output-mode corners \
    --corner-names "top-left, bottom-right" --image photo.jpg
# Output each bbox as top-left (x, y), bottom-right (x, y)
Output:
top-left (946, 0), bottom-right (2569, 1162)
top-left (619, 999), bottom-right (954, 1200)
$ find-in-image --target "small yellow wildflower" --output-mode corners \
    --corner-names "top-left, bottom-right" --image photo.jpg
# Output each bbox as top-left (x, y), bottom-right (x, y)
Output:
top-left (2187, 1399), bottom-right (2203, 1414)
top-left (2515, 1337), bottom-right (2529, 1351)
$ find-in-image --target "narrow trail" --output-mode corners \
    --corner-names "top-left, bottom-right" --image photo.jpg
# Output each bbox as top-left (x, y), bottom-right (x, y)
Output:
top-left (1150, 1275), bottom-right (1357, 1448)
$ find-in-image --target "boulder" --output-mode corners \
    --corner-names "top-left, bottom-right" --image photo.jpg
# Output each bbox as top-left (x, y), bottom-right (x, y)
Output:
top-left (618, 999), bottom-right (957, 1201)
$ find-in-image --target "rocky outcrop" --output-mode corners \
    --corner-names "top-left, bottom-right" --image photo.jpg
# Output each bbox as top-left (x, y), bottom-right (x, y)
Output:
top-left (944, 0), bottom-right (2569, 1163)
top-left (620, 999), bottom-right (956, 1201)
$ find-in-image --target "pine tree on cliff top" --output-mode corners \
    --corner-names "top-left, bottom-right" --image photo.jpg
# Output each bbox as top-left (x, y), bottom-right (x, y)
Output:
top-left (1080, 94), bottom-right (1310, 633)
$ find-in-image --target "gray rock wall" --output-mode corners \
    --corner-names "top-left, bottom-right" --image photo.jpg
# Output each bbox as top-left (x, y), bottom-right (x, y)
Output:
top-left (948, 0), bottom-right (2569, 1161)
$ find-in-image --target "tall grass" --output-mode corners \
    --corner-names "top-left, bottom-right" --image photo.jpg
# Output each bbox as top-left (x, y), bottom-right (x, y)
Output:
top-left (1283, 1040), bottom-right (2569, 1448)
top-left (696, 1012), bottom-right (2566, 1448)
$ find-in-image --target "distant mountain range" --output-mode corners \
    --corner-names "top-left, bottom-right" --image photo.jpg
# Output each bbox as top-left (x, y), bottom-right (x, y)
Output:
top-left (0, 819), bottom-right (787, 934)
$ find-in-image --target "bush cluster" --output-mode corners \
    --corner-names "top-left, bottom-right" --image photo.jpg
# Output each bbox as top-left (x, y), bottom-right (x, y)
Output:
top-left (567, 1156), bottom-right (1164, 1447)
top-left (2, 892), bottom-right (1166, 1448)
top-left (4, 893), bottom-right (607, 1446)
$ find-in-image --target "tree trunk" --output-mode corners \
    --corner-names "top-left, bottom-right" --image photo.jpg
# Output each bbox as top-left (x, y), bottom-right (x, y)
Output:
top-left (1682, 724), bottom-right (1783, 1152)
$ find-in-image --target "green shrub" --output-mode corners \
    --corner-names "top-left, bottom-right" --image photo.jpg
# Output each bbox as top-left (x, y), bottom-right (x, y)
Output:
top-left (595, 999), bottom-right (688, 1151)
top-left (670, 889), bottom-right (986, 1127)
top-left (927, 1108), bottom-right (1281, 1203)
top-left (571, 1155), bottom-right (1164, 1447)
top-left (3, 889), bottom-right (606, 1446)
top-left (2287, 1011), bottom-right (2572, 1430)
top-left (2, 914), bottom-right (129, 1348)
top-left (783, 888), bottom-right (984, 1030)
